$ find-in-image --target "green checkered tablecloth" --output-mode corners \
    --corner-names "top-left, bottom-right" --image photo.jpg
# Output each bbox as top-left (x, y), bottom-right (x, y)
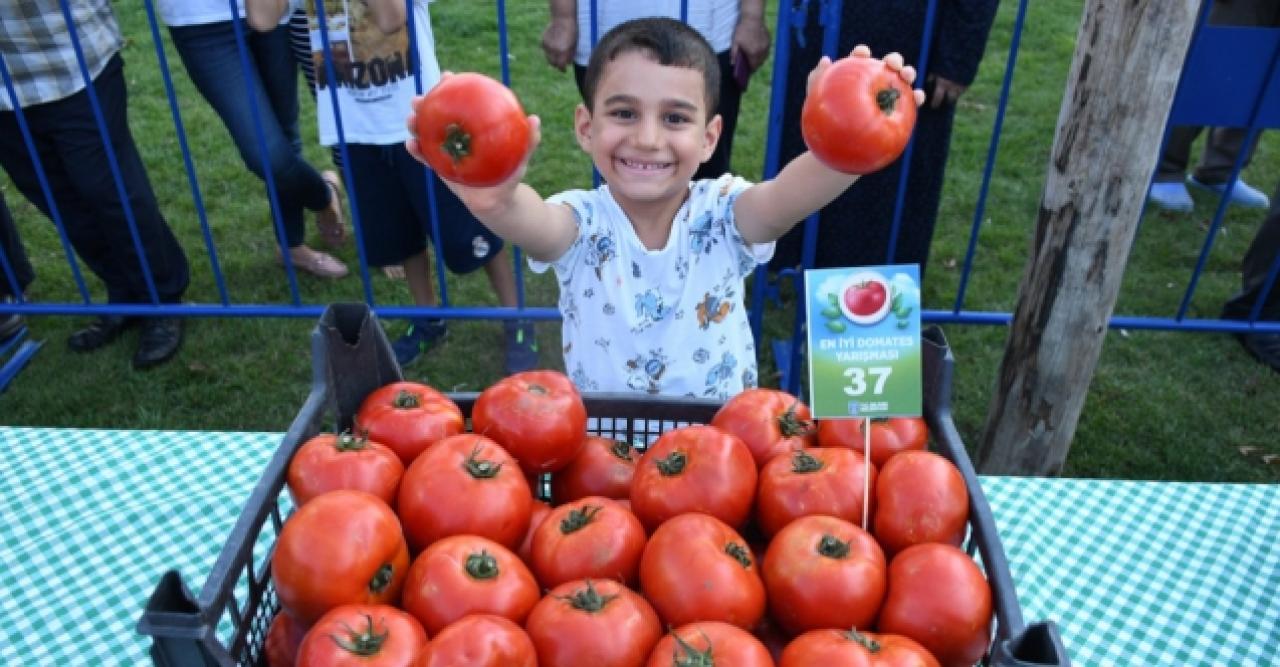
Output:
top-left (1, 427), bottom-right (1277, 665)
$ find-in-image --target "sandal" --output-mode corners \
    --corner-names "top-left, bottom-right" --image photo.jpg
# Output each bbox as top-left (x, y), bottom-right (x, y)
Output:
top-left (278, 245), bottom-right (349, 279)
top-left (382, 265), bottom-right (406, 280)
top-left (316, 170), bottom-right (347, 248)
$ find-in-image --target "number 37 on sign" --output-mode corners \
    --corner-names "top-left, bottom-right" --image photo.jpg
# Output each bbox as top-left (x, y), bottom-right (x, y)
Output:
top-left (804, 265), bottom-right (923, 419)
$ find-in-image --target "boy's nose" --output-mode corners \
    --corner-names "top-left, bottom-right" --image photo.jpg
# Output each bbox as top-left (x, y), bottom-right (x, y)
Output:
top-left (635, 118), bottom-right (661, 148)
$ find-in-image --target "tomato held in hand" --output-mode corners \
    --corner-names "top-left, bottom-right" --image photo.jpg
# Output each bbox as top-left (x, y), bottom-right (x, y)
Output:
top-left (526, 579), bottom-right (663, 667)
top-left (414, 72), bottom-right (531, 187)
top-left (645, 622), bottom-right (774, 667)
top-left (550, 436), bottom-right (638, 503)
top-left (710, 388), bottom-right (816, 468)
top-left (287, 431), bottom-right (404, 507)
top-left (762, 514), bottom-right (887, 635)
top-left (878, 543), bottom-right (992, 667)
top-left (400, 534), bottom-right (540, 635)
top-left (417, 614), bottom-right (537, 667)
top-left (354, 381), bottom-right (464, 465)
top-left (397, 433), bottom-right (533, 552)
top-left (873, 450), bottom-right (968, 557)
top-left (630, 425), bottom-right (758, 532)
top-left (531, 496), bottom-right (647, 588)
top-left (755, 447), bottom-right (877, 538)
top-left (296, 604), bottom-right (427, 667)
top-left (802, 55), bottom-right (917, 174)
top-left (640, 513), bottom-right (765, 630)
top-left (472, 370), bottom-right (588, 475)
top-left (272, 490), bottom-right (410, 625)
top-left (780, 628), bottom-right (940, 667)
top-left (818, 416), bottom-right (928, 468)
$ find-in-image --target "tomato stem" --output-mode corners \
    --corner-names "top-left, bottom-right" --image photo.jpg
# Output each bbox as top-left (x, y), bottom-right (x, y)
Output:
top-left (876, 88), bottom-right (901, 115)
top-left (656, 451), bottom-right (688, 476)
top-left (560, 504), bottom-right (602, 534)
top-left (367, 563), bottom-right (395, 594)
top-left (333, 430), bottom-right (369, 452)
top-left (464, 443), bottom-right (504, 479)
top-left (330, 613), bottom-right (389, 657)
top-left (669, 630), bottom-right (716, 667)
top-left (609, 439), bottom-right (635, 461)
top-left (558, 579), bottom-right (619, 613)
top-left (778, 400), bottom-right (815, 438)
top-left (817, 534), bottom-right (851, 559)
top-left (842, 627), bottom-right (882, 653)
top-left (724, 542), bottom-right (753, 569)
top-left (442, 123), bottom-right (472, 163)
top-left (791, 450), bottom-right (826, 473)
top-left (391, 390), bottom-right (420, 410)
top-left (465, 550), bottom-right (501, 580)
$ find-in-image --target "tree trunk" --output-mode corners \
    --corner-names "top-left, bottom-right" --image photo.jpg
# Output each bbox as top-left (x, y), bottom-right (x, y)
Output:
top-left (976, 0), bottom-right (1200, 475)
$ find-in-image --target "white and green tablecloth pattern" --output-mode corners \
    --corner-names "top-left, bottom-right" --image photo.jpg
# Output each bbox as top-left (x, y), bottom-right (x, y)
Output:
top-left (1, 427), bottom-right (1277, 665)
top-left (985, 477), bottom-right (1279, 667)
top-left (0, 427), bottom-right (279, 666)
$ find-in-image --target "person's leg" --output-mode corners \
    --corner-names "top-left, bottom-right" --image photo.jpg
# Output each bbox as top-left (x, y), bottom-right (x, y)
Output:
top-left (1186, 127), bottom-right (1270, 208)
top-left (0, 192), bottom-right (33, 340)
top-left (1148, 126), bottom-right (1201, 211)
top-left (1223, 182), bottom-right (1280, 371)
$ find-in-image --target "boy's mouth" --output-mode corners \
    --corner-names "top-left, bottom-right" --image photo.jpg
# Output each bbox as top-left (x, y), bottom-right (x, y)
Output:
top-left (617, 157), bottom-right (674, 172)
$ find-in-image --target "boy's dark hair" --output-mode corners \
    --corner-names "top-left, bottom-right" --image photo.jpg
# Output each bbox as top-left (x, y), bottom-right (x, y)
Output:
top-left (581, 17), bottom-right (720, 117)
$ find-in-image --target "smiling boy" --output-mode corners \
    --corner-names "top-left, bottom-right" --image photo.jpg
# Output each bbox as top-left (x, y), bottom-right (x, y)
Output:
top-left (407, 17), bottom-right (920, 397)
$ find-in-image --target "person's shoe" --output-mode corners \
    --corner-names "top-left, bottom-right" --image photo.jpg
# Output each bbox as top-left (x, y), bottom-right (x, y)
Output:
top-left (1187, 175), bottom-right (1271, 209)
top-left (503, 320), bottom-right (539, 375)
top-left (67, 315), bottom-right (135, 352)
top-left (392, 319), bottom-right (447, 367)
top-left (316, 170), bottom-right (348, 248)
top-left (278, 246), bottom-right (349, 279)
top-left (1237, 331), bottom-right (1280, 374)
top-left (133, 317), bottom-right (184, 370)
top-left (1147, 181), bottom-right (1194, 212)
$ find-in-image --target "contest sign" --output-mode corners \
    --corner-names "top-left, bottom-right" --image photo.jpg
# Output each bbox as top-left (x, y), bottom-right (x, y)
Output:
top-left (805, 265), bottom-right (923, 418)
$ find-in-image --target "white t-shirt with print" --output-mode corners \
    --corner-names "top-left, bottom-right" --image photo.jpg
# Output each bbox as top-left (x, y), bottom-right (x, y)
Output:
top-left (308, 0), bottom-right (440, 146)
top-left (530, 174), bottom-right (775, 399)
top-left (155, 0), bottom-right (296, 27)
top-left (573, 0), bottom-right (739, 64)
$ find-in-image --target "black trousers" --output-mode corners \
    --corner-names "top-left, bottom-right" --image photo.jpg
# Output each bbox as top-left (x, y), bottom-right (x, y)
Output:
top-left (1225, 181), bottom-right (1280, 319)
top-left (0, 54), bottom-right (188, 304)
top-left (0, 191), bottom-right (33, 299)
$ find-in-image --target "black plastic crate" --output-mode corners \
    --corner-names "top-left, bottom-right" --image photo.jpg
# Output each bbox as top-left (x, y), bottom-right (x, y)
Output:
top-left (138, 302), bottom-right (1069, 666)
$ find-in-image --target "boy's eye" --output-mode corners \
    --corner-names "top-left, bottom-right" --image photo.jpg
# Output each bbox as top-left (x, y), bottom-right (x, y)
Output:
top-left (609, 109), bottom-right (636, 120)
top-left (665, 113), bottom-right (692, 125)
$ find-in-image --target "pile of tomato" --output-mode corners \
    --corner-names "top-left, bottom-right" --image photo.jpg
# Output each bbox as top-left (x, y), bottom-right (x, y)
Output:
top-left (264, 370), bottom-right (993, 666)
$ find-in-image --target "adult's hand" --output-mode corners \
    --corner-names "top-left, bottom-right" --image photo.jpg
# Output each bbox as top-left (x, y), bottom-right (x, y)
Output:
top-left (928, 74), bottom-right (968, 109)
top-left (542, 16), bottom-right (578, 71)
top-left (731, 11), bottom-right (771, 72)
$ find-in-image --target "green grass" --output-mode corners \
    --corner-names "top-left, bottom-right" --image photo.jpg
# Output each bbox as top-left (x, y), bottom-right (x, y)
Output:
top-left (2, 1), bottom-right (1278, 483)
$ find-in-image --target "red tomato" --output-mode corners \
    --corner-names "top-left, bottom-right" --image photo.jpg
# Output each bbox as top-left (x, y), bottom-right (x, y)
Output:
top-left (780, 628), bottom-right (940, 666)
top-left (272, 490), bottom-right (409, 625)
top-left (873, 451), bottom-right (968, 556)
top-left (755, 447), bottom-right (877, 538)
top-left (264, 610), bottom-right (307, 667)
top-left (710, 388), bottom-right (817, 468)
top-left (354, 382), bottom-right (464, 465)
top-left (644, 622), bottom-right (774, 667)
top-left (400, 534), bottom-right (540, 635)
top-left (551, 436), bottom-right (638, 503)
top-left (878, 543), bottom-right (992, 667)
top-left (526, 579), bottom-right (663, 667)
top-left (817, 417), bottom-right (928, 468)
top-left (415, 614), bottom-right (537, 667)
top-left (802, 55), bottom-right (917, 174)
top-left (629, 425), bottom-right (758, 532)
top-left (413, 72), bottom-right (531, 187)
top-left (762, 515), bottom-right (887, 635)
top-left (530, 497), bottom-right (647, 588)
top-left (296, 604), bottom-right (427, 667)
top-left (397, 433), bottom-right (532, 552)
top-left (517, 499), bottom-right (553, 563)
top-left (287, 432), bottom-right (404, 507)
top-left (640, 513), bottom-right (765, 629)
top-left (472, 370), bottom-right (588, 475)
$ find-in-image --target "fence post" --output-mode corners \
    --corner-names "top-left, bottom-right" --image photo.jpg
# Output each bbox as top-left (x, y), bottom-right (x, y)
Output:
top-left (976, 0), bottom-right (1199, 475)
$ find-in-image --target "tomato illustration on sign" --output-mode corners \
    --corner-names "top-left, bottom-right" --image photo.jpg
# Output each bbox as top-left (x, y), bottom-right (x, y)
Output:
top-left (839, 273), bottom-right (892, 326)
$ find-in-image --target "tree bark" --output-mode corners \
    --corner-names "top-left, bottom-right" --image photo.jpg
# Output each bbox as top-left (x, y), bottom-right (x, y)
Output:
top-left (976, 0), bottom-right (1200, 475)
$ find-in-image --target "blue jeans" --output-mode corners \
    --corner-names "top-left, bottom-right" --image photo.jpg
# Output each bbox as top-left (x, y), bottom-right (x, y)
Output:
top-left (169, 20), bottom-right (329, 248)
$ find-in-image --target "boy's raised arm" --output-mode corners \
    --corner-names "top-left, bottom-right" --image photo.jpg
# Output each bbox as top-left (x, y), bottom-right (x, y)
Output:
top-left (733, 49), bottom-right (923, 245)
top-left (406, 110), bottom-right (579, 263)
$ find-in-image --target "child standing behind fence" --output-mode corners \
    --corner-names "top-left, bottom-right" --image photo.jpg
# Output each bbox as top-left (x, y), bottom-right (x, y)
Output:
top-left (247, 0), bottom-right (538, 373)
top-left (407, 18), bottom-right (922, 398)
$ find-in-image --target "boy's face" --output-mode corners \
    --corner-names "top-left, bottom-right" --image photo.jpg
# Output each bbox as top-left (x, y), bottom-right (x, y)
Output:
top-left (575, 51), bottom-right (722, 209)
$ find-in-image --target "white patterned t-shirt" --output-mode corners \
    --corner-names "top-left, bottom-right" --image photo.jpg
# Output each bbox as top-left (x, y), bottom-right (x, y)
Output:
top-left (529, 174), bottom-right (775, 399)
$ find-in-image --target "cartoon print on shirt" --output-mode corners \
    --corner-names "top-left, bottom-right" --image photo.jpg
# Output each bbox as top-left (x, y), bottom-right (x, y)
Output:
top-left (695, 282), bottom-right (736, 330)
top-left (692, 348), bottom-right (710, 364)
top-left (584, 231), bottom-right (616, 281)
top-left (631, 261), bottom-right (641, 279)
top-left (688, 209), bottom-right (718, 255)
top-left (633, 290), bottom-right (671, 332)
top-left (626, 350), bottom-right (669, 394)
top-left (703, 351), bottom-right (738, 398)
top-left (741, 366), bottom-right (758, 390)
top-left (570, 362), bottom-right (599, 391)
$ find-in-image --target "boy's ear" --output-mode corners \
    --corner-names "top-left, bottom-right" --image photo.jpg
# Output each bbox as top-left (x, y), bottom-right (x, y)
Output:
top-left (700, 113), bottom-right (724, 163)
top-left (573, 103), bottom-right (593, 152)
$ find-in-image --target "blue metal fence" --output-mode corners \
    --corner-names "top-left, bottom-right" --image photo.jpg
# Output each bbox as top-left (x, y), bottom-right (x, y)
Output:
top-left (2, 0), bottom-right (1279, 394)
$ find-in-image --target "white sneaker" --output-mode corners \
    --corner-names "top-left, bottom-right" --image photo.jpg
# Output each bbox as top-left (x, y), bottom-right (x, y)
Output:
top-left (1148, 181), bottom-right (1193, 212)
top-left (1187, 175), bottom-right (1271, 209)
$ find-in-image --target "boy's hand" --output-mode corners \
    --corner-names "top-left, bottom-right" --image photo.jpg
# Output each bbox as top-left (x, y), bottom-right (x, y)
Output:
top-left (807, 45), bottom-right (927, 108)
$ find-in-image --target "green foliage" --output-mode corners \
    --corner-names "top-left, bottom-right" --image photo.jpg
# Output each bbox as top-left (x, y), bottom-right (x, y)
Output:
top-left (2, 1), bottom-right (1276, 482)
